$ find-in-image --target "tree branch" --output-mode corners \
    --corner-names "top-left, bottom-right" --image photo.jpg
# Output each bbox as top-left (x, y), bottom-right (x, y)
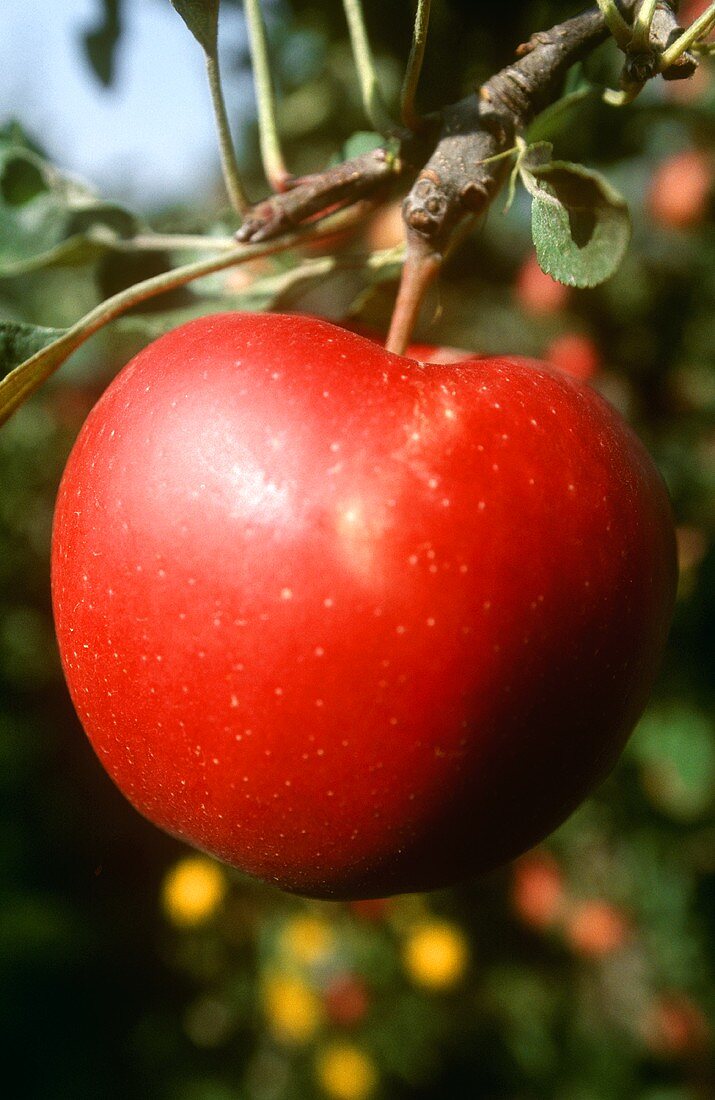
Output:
top-left (231, 1), bottom-right (700, 349)
top-left (401, 5), bottom-right (623, 258)
top-left (387, 0), bottom-right (698, 351)
top-left (235, 147), bottom-right (409, 242)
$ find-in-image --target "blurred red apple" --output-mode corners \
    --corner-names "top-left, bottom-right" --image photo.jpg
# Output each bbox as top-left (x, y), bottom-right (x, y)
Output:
top-left (515, 254), bottom-right (570, 315)
top-left (512, 854), bottom-right (564, 929)
top-left (545, 333), bottom-right (600, 383)
top-left (648, 150), bottom-right (712, 229)
top-left (325, 974), bottom-right (370, 1027)
top-left (644, 992), bottom-right (711, 1058)
top-left (566, 900), bottom-right (629, 957)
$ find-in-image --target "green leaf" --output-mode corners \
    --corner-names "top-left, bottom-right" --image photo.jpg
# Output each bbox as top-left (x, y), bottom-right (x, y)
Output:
top-left (82, 0), bottom-right (123, 87)
top-left (0, 145), bottom-right (139, 275)
top-left (0, 154), bottom-right (47, 205)
top-left (341, 130), bottom-right (385, 159)
top-left (0, 227), bottom-right (125, 277)
top-left (521, 141), bottom-right (553, 170)
top-left (0, 149), bottom-right (66, 267)
top-left (0, 120), bottom-right (41, 155)
top-left (629, 707), bottom-right (715, 821)
top-left (0, 324), bottom-right (76, 425)
top-left (503, 140), bottom-right (552, 213)
top-left (520, 157), bottom-right (631, 288)
top-left (0, 322), bottom-right (67, 381)
top-left (170, 0), bottom-right (219, 54)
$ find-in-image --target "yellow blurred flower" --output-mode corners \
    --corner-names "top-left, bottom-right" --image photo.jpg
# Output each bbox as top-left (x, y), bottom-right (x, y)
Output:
top-left (403, 920), bottom-right (469, 990)
top-left (161, 856), bottom-right (227, 927)
top-left (263, 974), bottom-right (323, 1045)
top-left (316, 1042), bottom-right (378, 1100)
top-left (280, 915), bottom-right (336, 965)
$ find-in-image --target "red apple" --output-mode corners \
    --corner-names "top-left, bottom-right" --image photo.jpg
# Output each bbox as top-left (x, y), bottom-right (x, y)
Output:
top-left (51, 313), bottom-right (677, 899)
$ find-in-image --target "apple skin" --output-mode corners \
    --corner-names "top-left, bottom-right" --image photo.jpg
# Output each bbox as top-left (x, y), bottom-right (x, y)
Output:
top-left (51, 313), bottom-right (677, 899)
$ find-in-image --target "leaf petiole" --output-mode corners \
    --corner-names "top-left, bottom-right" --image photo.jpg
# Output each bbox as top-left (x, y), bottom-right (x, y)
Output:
top-left (342, 0), bottom-right (398, 135)
top-left (660, 2), bottom-right (715, 70)
top-left (632, 0), bottom-right (658, 51)
top-left (244, 0), bottom-right (290, 191)
top-left (595, 0), bottom-right (633, 49)
top-left (401, 0), bottom-right (432, 132)
top-left (205, 52), bottom-right (251, 214)
top-left (170, 0), bottom-right (249, 214)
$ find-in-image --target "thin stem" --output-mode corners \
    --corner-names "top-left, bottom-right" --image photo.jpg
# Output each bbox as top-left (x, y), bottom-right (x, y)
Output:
top-left (0, 209), bottom-right (368, 427)
top-left (342, 0), bottom-right (397, 134)
top-left (632, 0), bottom-right (658, 51)
top-left (660, 2), bottom-right (715, 69)
top-left (113, 234), bottom-right (238, 252)
top-left (603, 82), bottom-right (644, 106)
top-left (244, 0), bottom-right (289, 191)
top-left (82, 214), bottom-right (367, 321)
top-left (401, 0), bottom-right (431, 132)
top-left (475, 145), bottom-right (520, 169)
top-left (595, 0), bottom-right (633, 48)
top-left (205, 53), bottom-right (250, 214)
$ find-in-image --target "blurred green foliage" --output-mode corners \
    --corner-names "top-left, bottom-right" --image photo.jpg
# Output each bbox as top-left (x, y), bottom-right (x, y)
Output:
top-left (0, 2), bottom-right (713, 1097)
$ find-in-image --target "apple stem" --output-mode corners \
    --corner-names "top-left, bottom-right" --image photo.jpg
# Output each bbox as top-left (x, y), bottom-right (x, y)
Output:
top-left (386, 235), bottom-right (442, 356)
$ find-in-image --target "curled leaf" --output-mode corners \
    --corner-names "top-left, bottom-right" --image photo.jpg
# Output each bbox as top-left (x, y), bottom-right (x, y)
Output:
top-left (520, 157), bottom-right (631, 288)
